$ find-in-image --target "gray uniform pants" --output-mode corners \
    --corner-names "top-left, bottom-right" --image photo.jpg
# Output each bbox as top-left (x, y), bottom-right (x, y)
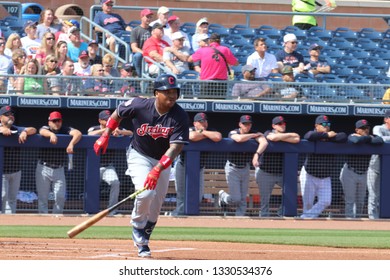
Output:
top-left (255, 168), bottom-right (283, 217)
top-left (127, 149), bottom-right (170, 229)
top-left (339, 163), bottom-right (367, 218)
top-left (1, 170), bottom-right (21, 214)
top-left (222, 161), bottom-right (250, 216)
top-left (100, 165), bottom-right (120, 208)
top-left (36, 163), bottom-right (66, 214)
top-left (367, 167), bottom-right (380, 219)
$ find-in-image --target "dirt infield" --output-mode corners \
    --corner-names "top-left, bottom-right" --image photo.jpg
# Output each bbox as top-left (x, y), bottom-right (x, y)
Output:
top-left (1, 215), bottom-right (390, 260)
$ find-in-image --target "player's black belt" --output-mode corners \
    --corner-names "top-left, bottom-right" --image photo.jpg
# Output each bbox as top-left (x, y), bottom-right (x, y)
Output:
top-left (38, 160), bottom-right (63, 169)
top-left (229, 163), bottom-right (247, 169)
top-left (348, 166), bottom-right (366, 175)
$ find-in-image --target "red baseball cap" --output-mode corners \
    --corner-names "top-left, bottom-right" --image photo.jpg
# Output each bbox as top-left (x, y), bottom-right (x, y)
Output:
top-left (79, 50), bottom-right (88, 59)
top-left (140, 8), bottom-right (153, 17)
top-left (168, 15), bottom-right (179, 23)
top-left (48, 111), bottom-right (62, 121)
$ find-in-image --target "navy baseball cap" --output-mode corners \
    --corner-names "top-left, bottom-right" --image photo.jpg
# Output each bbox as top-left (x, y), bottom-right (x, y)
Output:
top-left (385, 110), bottom-right (390, 118)
top-left (355, 119), bottom-right (370, 129)
top-left (0, 106), bottom-right (13, 116)
top-left (315, 115), bottom-right (329, 124)
top-left (309, 43), bottom-right (323, 51)
top-left (24, 20), bottom-right (38, 29)
top-left (272, 116), bottom-right (285, 125)
top-left (88, 40), bottom-right (98, 46)
top-left (240, 115), bottom-right (252, 123)
top-left (99, 110), bottom-right (111, 120)
top-left (194, 112), bottom-right (207, 122)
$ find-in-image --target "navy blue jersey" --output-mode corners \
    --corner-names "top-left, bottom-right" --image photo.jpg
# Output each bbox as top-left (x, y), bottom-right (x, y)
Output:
top-left (227, 128), bottom-right (257, 166)
top-left (117, 97), bottom-right (189, 160)
top-left (38, 125), bottom-right (74, 165)
top-left (260, 129), bottom-right (283, 174)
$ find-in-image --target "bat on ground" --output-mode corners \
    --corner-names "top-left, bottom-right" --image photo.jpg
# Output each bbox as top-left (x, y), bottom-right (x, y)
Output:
top-left (67, 188), bottom-right (146, 238)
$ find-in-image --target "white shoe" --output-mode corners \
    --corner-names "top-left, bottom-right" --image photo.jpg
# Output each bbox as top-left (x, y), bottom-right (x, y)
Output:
top-left (218, 190), bottom-right (227, 207)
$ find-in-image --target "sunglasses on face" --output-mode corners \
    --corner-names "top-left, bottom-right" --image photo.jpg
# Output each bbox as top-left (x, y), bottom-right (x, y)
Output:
top-left (46, 37), bottom-right (55, 41)
top-left (290, 41), bottom-right (298, 44)
top-left (104, 65), bottom-right (113, 68)
top-left (0, 43), bottom-right (5, 46)
top-left (106, 3), bottom-right (113, 6)
top-left (321, 122), bottom-right (331, 127)
top-left (49, 60), bottom-right (58, 63)
top-left (51, 119), bottom-right (62, 123)
top-left (18, 55), bottom-right (26, 59)
top-left (97, 69), bottom-right (104, 72)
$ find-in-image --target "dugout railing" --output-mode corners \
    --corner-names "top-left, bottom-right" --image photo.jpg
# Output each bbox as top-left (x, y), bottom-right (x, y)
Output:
top-left (1, 135), bottom-right (390, 218)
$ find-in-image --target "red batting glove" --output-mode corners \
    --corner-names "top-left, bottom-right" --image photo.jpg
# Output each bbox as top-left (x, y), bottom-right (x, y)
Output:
top-left (94, 131), bottom-right (110, 155)
top-left (144, 166), bottom-right (161, 190)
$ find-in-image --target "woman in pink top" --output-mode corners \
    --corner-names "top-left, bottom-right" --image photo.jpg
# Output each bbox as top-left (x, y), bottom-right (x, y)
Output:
top-left (35, 31), bottom-right (56, 65)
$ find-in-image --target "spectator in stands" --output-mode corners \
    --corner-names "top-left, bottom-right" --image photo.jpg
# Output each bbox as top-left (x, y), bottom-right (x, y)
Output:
top-left (256, 116), bottom-right (300, 217)
top-left (74, 51), bottom-right (92, 77)
top-left (292, 0), bottom-right (333, 30)
top-left (102, 53), bottom-right (119, 77)
top-left (163, 15), bottom-right (191, 50)
top-left (341, 119), bottom-right (383, 219)
top-left (87, 40), bottom-right (102, 65)
top-left (367, 110), bottom-right (390, 219)
top-left (142, 23), bottom-right (170, 77)
top-left (0, 106), bottom-right (37, 214)
top-left (131, 8), bottom-right (153, 77)
top-left (300, 115), bottom-right (347, 218)
top-left (84, 64), bottom-right (110, 95)
top-left (275, 34), bottom-right (304, 75)
top-left (55, 19), bottom-right (79, 43)
top-left (36, 111), bottom-right (82, 214)
top-left (114, 63), bottom-right (137, 97)
top-left (193, 33), bottom-right (210, 73)
top-left (246, 37), bottom-right (279, 80)
top-left (93, 0), bottom-right (131, 53)
top-left (48, 60), bottom-right (82, 95)
top-left (21, 21), bottom-right (41, 58)
top-left (163, 32), bottom-right (190, 75)
top-left (4, 33), bottom-right (23, 57)
top-left (303, 44), bottom-right (331, 78)
top-left (188, 33), bottom-right (239, 97)
top-left (35, 31), bottom-right (56, 65)
top-left (231, 65), bottom-right (271, 99)
top-left (276, 65), bottom-right (301, 99)
top-left (15, 58), bottom-right (46, 95)
top-left (42, 54), bottom-right (61, 75)
top-left (150, 6), bottom-right (170, 28)
top-left (67, 26), bottom-right (88, 62)
top-left (172, 112), bottom-right (222, 216)
top-left (0, 37), bottom-right (11, 92)
top-left (382, 88), bottom-right (390, 104)
top-left (7, 49), bottom-right (27, 94)
top-left (192, 18), bottom-right (209, 52)
top-left (219, 115), bottom-right (268, 216)
top-left (36, 8), bottom-right (62, 40)
top-left (88, 110), bottom-right (133, 213)
top-left (55, 40), bottom-right (69, 69)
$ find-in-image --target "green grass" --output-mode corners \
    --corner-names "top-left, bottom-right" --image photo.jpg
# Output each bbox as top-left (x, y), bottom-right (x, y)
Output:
top-left (1, 225), bottom-right (390, 249)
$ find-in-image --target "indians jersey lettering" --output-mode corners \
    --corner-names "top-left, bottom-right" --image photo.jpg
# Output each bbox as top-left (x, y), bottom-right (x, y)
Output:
top-left (117, 97), bottom-right (189, 159)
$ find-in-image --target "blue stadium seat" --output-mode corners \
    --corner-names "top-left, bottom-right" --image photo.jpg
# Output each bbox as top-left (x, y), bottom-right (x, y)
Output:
top-left (321, 46), bottom-right (345, 58)
top-left (255, 25), bottom-right (282, 40)
top-left (266, 72), bottom-right (283, 81)
top-left (230, 24), bottom-right (256, 39)
top-left (344, 48), bottom-right (371, 59)
top-left (354, 38), bottom-right (379, 51)
top-left (240, 44), bottom-right (254, 54)
top-left (382, 28), bottom-right (390, 40)
top-left (267, 45), bottom-right (283, 55)
top-left (208, 23), bottom-right (230, 37)
top-left (371, 48), bottom-right (390, 60)
top-left (301, 37), bottom-right (328, 48)
top-left (321, 56), bottom-right (337, 68)
top-left (357, 28), bottom-right (383, 42)
top-left (373, 75), bottom-right (390, 84)
top-left (316, 74), bottom-right (345, 83)
top-left (338, 86), bottom-right (368, 100)
top-left (281, 25), bottom-right (307, 40)
top-left (328, 37), bottom-right (354, 50)
top-left (230, 65), bottom-right (243, 79)
top-left (301, 85), bottom-right (337, 100)
top-left (235, 53), bottom-right (248, 64)
top-left (178, 70), bottom-right (200, 97)
top-left (180, 22), bottom-right (196, 35)
top-left (307, 26), bottom-right (333, 41)
top-left (333, 27), bottom-right (358, 42)
top-left (369, 85), bottom-right (387, 100)
top-left (346, 74), bottom-right (372, 84)
top-left (331, 65), bottom-right (354, 78)
top-left (224, 34), bottom-right (251, 48)
top-left (295, 74), bottom-right (316, 83)
top-left (337, 57), bottom-right (363, 68)
top-left (354, 65), bottom-right (383, 79)
top-left (128, 20), bottom-right (141, 29)
top-left (363, 57), bottom-right (389, 71)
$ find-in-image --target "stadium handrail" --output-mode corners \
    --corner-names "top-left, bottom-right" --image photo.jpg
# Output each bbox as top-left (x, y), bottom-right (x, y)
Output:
top-left (1, 135), bottom-right (390, 218)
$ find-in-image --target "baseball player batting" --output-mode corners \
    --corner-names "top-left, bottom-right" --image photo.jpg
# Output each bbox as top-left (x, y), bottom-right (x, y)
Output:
top-left (94, 74), bottom-right (189, 258)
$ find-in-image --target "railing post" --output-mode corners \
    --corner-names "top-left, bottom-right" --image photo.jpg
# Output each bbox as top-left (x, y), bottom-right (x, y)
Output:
top-left (184, 151), bottom-right (201, 215)
top-left (380, 155), bottom-right (390, 218)
top-left (282, 152), bottom-right (299, 217)
top-left (84, 148), bottom-right (101, 214)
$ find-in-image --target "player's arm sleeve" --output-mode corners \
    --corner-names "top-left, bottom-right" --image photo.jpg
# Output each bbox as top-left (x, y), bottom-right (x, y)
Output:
top-left (304, 130), bottom-right (327, 141)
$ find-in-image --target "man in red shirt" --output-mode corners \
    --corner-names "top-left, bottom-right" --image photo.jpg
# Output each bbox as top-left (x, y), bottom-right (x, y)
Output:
top-left (142, 23), bottom-right (170, 76)
top-left (188, 33), bottom-right (238, 98)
